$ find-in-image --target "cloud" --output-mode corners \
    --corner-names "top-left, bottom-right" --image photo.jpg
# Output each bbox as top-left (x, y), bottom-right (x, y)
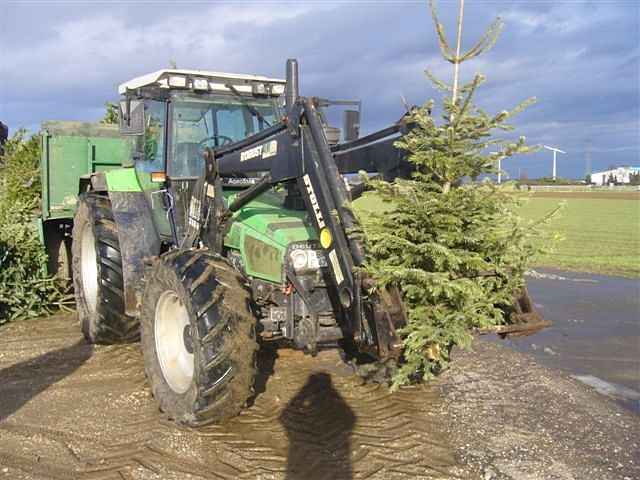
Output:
top-left (1, 3), bottom-right (323, 96)
top-left (0, 0), bottom-right (637, 178)
top-left (500, 2), bottom-right (619, 35)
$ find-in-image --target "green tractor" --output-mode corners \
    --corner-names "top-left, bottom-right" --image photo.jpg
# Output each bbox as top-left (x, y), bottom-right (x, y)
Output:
top-left (71, 59), bottom-right (542, 426)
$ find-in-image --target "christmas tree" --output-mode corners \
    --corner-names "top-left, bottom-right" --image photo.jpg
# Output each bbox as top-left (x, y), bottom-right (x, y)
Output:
top-left (361, 0), bottom-right (543, 387)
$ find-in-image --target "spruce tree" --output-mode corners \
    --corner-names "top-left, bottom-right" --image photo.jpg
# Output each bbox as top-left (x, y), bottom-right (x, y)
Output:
top-left (360, 0), bottom-right (541, 387)
top-left (101, 102), bottom-right (119, 125)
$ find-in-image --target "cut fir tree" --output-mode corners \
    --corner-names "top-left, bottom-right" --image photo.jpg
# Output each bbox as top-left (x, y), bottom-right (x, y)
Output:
top-left (359, 0), bottom-right (547, 388)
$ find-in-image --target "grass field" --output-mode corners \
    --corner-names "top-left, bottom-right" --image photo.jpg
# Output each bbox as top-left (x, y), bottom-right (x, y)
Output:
top-left (517, 193), bottom-right (639, 278)
top-left (354, 191), bottom-right (640, 278)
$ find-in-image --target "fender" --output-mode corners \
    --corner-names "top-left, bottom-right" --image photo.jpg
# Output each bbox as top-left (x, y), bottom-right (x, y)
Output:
top-left (87, 168), bottom-right (161, 317)
top-left (108, 190), bottom-right (161, 316)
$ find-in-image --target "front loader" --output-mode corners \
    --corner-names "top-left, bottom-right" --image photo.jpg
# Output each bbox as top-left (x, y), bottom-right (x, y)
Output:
top-left (72, 59), bottom-right (545, 425)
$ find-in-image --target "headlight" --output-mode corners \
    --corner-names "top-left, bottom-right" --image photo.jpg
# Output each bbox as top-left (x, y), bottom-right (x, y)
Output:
top-left (289, 249), bottom-right (327, 271)
top-left (290, 249), bottom-right (309, 271)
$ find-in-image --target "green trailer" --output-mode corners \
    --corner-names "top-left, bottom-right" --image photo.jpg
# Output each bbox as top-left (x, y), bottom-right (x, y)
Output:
top-left (38, 121), bottom-right (132, 278)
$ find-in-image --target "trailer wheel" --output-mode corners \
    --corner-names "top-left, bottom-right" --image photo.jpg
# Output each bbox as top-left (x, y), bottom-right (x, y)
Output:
top-left (72, 193), bottom-right (139, 344)
top-left (45, 222), bottom-right (71, 281)
top-left (140, 250), bottom-right (258, 426)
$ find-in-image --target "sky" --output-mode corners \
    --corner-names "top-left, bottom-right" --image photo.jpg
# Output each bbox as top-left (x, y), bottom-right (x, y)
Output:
top-left (1, 0), bottom-right (638, 180)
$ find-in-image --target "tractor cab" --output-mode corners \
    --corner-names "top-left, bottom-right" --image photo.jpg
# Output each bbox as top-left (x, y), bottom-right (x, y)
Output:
top-left (116, 69), bottom-right (286, 240)
top-left (115, 69), bottom-right (361, 247)
top-left (118, 69), bottom-right (284, 177)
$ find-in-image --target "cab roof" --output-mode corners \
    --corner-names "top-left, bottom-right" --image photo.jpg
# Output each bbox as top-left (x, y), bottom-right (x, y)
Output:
top-left (118, 69), bottom-right (286, 95)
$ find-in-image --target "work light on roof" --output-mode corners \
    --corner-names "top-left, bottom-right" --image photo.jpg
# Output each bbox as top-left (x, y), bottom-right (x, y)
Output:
top-left (168, 75), bottom-right (187, 88)
top-left (252, 83), bottom-right (268, 96)
top-left (271, 84), bottom-right (285, 95)
top-left (193, 78), bottom-right (209, 91)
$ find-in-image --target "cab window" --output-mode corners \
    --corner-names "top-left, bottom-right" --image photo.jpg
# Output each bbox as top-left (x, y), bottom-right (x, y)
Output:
top-left (169, 95), bottom-right (279, 178)
top-left (137, 100), bottom-right (166, 172)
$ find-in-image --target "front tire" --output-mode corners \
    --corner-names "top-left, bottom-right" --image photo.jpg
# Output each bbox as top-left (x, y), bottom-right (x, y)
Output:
top-left (140, 250), bottom-right (258, 426)
top-left (72, 193), bottom-right (139, 344)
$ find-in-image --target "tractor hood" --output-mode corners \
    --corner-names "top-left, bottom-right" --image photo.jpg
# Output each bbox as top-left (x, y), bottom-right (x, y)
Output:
top-left (223, 189), bottom-right (318, 284)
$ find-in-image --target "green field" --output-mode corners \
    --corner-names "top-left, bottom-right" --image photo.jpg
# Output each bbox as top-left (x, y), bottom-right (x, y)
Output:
top-left (354, 192), bottom-right (640, 278)
top-left (517, 194), bottom-right (639, 278)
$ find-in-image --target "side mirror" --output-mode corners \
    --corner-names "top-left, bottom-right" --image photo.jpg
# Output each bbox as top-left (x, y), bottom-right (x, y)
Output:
top-left (119, 99), bottom-right (144, 136)
top-left (343, 109), bottom-right (360, 142)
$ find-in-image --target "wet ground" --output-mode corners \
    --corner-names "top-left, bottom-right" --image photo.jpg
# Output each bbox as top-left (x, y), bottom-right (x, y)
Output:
top-left (0, 315), bottom-right (464, 480)
top-left (1, 314), bottom-right (638, 479)
top-left (496, 268), bottom-right (640, 413)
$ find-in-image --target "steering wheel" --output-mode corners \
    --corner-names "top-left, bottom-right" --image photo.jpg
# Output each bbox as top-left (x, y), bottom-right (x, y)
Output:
top-left (198, 135), bottom-right (234, 150)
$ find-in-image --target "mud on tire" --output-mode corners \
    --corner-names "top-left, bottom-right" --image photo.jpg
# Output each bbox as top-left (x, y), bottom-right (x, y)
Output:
top-left (72, 193), bottom-right (139, 344)
top-left (140, 249), bottom-right (258, 426)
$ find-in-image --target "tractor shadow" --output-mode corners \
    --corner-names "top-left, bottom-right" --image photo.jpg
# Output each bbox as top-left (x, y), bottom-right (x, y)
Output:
top-left (0, 339), bottom-right (92, 422)
top-left (247, 341), bottom-right (281, 407)
top-left (279, 372), bottom-right (356, 480)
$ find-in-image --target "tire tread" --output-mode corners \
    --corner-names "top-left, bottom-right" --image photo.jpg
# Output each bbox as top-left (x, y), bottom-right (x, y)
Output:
top-left (72, 193), bottom-right (139, 344)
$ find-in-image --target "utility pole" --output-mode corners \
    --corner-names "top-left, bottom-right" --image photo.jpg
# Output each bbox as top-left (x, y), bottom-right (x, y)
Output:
top-left (543, 145), bottom-right (566, 180)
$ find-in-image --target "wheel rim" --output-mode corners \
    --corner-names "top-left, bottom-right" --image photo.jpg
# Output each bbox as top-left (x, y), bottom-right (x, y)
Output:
top-left (80, 223), bottom-right (98, 312)
top-left (155, 291), bottom-right (194, 394)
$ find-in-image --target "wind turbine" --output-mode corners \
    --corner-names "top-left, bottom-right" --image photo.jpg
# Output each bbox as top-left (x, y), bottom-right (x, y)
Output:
top-left (490, 150), bottom-right (505, 184)
top-left (543, 145), bottom-right (566, 180)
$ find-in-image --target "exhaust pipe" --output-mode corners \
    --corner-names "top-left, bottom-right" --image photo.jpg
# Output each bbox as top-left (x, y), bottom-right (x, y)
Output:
top-left (285, 58), bottom-right (299, 112)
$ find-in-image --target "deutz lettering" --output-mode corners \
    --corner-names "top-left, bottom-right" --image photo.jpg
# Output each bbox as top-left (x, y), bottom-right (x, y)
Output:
top-left (303, 174), bottom-right (325, 229)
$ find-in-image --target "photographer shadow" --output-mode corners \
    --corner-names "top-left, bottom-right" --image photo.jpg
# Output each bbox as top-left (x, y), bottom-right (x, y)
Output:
top-left (279, 372), bottom-right (356, 480)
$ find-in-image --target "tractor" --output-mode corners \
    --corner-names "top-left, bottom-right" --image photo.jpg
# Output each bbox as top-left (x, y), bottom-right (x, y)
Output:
top-left (72, 59), bottom-right (543, 426)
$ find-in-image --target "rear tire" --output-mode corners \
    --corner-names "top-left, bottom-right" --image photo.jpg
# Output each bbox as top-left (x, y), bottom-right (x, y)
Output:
top-left (140, 249), bottom-right (258, 426)
top-left (72, 193), bottom-right (139, 344)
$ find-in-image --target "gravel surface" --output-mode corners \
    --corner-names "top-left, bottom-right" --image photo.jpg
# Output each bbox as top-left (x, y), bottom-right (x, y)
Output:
top-left (0, 314), bottom-right (638, 480)
top-left (438, 341), bottom-right (639, 480)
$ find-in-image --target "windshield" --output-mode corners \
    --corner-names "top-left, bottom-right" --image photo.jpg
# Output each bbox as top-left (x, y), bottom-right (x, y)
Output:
top-left (170, 94), bottom-right (280, 178)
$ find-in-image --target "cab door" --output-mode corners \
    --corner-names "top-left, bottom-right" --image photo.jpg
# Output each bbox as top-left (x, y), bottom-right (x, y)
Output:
top-left (134, 99), bottom-right (173, 240)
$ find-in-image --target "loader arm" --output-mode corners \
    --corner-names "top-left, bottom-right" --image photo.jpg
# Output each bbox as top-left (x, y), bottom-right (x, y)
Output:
top-left (184, 59), bottom-right (545, 359)
top-left (211, 99), bottom-right (362, 305)
top-left (185, 72), bottom-right (409, 359)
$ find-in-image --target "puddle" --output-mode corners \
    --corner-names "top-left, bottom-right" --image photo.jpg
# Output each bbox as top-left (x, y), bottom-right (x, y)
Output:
top-left (571, 375), bottom-right (640, 402)
top-left (493, 268), bottom-right (640, 414)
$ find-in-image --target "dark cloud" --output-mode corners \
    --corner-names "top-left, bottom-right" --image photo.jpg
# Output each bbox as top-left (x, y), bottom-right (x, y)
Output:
top-left (0, 0), bottom-right (637, 178)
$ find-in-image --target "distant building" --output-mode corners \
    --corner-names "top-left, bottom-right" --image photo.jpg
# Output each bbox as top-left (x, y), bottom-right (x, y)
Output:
top-left (590, 166), bottom-right (640, 185)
